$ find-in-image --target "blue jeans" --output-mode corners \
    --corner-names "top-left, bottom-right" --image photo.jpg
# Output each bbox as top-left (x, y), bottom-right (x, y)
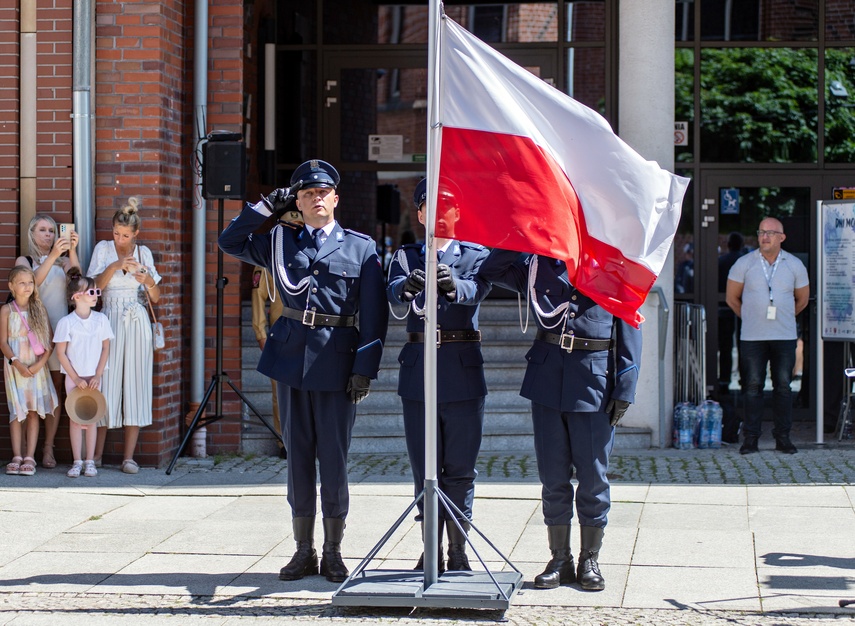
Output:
top-left (740, 339), bottom-right (797, 441)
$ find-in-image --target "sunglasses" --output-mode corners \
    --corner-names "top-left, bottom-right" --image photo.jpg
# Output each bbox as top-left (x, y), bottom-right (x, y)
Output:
top-left (75, 288), bottom-right (102, 298)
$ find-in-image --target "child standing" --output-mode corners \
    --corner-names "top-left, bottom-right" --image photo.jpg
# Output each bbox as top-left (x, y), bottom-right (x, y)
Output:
top-left (53, 269), bottom-right (113, 478)
top-left (1, 265), bottom-right (59, 476)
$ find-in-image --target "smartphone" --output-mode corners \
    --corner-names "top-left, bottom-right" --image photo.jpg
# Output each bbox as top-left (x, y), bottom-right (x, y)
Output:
top-left (59, 223), bottom-right (75, 241)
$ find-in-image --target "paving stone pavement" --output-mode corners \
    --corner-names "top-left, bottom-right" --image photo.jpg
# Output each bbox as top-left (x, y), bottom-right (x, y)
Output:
top-left (1, 442), bottom-right (854, 626)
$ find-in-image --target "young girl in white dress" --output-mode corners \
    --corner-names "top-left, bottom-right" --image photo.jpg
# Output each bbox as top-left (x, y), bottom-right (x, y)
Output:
top-left (87, 197), bottom-right (161, 473)
top-left (54, 269), bottom-right (114, 478)
top-left (1, 265), bottom-right (59, 476)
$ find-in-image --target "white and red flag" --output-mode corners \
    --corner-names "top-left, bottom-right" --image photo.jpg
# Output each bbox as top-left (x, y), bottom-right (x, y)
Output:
top-left (434, 17), bottom-right (689, 327)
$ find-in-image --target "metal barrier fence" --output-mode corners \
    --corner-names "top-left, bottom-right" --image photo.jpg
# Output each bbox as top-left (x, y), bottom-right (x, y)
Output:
top-left (675, 302), bottom-right (707, 406)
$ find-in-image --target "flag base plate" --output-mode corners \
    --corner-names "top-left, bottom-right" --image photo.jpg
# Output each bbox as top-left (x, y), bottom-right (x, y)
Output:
top-left (331, 568), bottom-right (523, 609)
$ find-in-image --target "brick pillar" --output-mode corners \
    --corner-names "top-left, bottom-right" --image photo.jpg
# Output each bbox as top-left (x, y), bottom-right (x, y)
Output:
top-left (94, 0), bottom-right (245, 465)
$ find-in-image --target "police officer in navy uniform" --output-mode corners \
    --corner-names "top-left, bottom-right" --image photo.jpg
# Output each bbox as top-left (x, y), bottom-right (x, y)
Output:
top-left (387, 179), bottom-right (491, 572)
top-left (218, 160), bottom-right (388, 583)
top-left (480, 250), bottom-right (642, 591)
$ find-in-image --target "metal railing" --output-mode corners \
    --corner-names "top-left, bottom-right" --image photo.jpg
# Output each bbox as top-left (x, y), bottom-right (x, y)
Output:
top-left (675, 302), bottom-right (707, 406)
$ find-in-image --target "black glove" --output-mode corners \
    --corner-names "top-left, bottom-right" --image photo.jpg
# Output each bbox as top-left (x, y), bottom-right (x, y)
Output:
top-left (263, 181), bottom-right (303, 216)
top-left (606, 399), bottom-right (630, 427)
top-left (401, 269), bottom-right (426, 302)
top-left (436, 264), bottom-right (457, 301)
top-left (347, 374), bottom-right (371, 404)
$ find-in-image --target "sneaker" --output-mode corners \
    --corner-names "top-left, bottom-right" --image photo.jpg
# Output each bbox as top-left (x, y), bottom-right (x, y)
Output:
top-left (775, 438), bottom-right (798, 454)
top-left (121, 459), bottom-right (139, 474)
top-left (740, 438), bottom-right (759, 455)
top-left (67, 461), bottom-right (83, 478)
top-left (83, 460), bottom-right (98, 477)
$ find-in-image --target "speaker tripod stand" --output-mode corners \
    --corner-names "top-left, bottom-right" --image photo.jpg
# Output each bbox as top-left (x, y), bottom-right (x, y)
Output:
top-left (166, 198), bottom-right (284, 475)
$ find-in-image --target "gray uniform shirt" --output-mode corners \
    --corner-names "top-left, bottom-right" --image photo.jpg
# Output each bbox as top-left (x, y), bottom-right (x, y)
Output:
top-left (728, 249), bottom-right (809, 341)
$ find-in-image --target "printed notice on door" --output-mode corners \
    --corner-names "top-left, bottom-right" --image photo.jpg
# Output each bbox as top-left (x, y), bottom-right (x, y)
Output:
top-left (821, 201), bottom-right (855, 340)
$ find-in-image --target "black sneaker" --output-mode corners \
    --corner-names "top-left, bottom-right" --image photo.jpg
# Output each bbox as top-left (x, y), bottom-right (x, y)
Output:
top-left (740, 438), bottom-right (759, 455)
top-left (775, 438), bottom-right (798, 454)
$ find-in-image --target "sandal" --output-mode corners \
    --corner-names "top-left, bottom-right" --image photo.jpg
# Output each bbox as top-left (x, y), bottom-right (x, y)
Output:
top-left (42, 444), bottom-right (56, 469)
top-left (19, 457), bottom-right (36, 476)
top-left (67, 461), bottom-right (83, 478)
top-left (5, 456), bottom-right (22, 475)
top-left (83, 460), bottom-right (98, 478)
top-left (121, 459), bottom-right (139, 474)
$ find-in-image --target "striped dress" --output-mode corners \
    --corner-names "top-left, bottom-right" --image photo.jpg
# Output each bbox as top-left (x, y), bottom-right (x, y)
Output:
top-left (86, 241), bottom-right (161, 428)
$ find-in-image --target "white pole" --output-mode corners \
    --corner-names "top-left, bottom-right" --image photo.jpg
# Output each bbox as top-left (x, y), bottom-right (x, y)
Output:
top-left (423, 0), bottom-right (443, 589)
top-left (816, 200), bottom-right (824, 444)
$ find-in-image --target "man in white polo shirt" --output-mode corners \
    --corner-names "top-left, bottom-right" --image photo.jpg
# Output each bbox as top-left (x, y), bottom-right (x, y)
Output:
top-left (726, 217), bottom-right (809, 455)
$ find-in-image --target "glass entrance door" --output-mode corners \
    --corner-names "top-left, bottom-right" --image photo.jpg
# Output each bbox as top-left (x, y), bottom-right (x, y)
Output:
top-left (699, 173), bottom-right (819, 416)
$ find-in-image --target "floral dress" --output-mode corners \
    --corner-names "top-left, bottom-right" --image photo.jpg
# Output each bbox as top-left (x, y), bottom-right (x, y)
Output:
top-left (86, 241), bottom-right (161, 429)
top-left (3, 307), bottom-right (59, 423)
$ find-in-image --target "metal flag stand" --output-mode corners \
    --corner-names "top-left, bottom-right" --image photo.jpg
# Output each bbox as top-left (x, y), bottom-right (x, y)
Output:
top-left (332, 1), bottom-right (523, 610)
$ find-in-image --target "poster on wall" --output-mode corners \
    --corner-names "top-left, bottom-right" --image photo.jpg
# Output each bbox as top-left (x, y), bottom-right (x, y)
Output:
top-left (821, 200), bottom-right (855, 340)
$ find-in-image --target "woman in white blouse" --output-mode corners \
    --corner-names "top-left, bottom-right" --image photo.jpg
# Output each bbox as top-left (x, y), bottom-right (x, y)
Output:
top-left (17, 214), bottom-right (80, 469)
top-left (87, 197), bottom-right (161, 474)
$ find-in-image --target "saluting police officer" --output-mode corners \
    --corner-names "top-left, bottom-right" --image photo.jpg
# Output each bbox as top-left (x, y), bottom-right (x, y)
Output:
top-left (218, 160), bottom-right (388, 583)
top-left (387, 179), bottom-right (491, 572)
top-left (480, 250), bottom-right (641, 591)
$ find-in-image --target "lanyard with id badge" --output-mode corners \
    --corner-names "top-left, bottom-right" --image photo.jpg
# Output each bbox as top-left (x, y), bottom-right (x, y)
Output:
top-left (760, 252), bottom-right (780, 321)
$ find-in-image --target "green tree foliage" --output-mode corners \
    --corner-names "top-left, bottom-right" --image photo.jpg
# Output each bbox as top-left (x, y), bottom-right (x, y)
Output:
top-left (700, 48), bottom-right (818, 163)
top-left (825, 48), bottom-right (855, 163)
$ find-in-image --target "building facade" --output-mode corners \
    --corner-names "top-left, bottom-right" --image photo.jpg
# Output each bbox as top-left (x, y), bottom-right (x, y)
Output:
top-left (2, 1), bottom-right (853, 463)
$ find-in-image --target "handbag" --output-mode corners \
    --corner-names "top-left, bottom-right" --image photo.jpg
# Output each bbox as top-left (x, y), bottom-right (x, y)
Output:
top-left (137, 246), bottom-right (165, 351)
top-left (12, 301), bottom-right (46, 356)
top-left (144, 288), bottom-right (165, 351)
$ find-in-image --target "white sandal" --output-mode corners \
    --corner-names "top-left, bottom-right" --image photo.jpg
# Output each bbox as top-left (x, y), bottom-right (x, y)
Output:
top-left (67, 461), bottom-right (83, 478)
top-left (83, 460), bottom-right (98, 478)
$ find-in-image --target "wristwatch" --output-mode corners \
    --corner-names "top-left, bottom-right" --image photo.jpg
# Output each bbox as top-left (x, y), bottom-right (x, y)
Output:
top-left (8, 356), bottom-right (18, 365)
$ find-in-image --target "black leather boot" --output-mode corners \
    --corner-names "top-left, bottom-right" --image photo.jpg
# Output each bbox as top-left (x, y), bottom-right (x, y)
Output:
top-left (414, 520), bottom-right (445, 573)
top-left (279, 517), bottom-right (319, 580)
top-left (446, 520), bottom-right (472, 571)
top-left (534, 525), bottom-right (575, 589)
top-left (320, 518), bottom-right (349, 582)
top-left (577, 526), bottom-right (605, 591)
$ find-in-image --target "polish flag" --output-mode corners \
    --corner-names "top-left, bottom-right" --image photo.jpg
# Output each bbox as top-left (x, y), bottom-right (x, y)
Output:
top-left (435, 17), bottom-right (689, 327)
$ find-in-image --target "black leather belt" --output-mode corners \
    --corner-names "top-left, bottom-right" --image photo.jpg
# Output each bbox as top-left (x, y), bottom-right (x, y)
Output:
top-left (407, 330), bottom-right (482, 345)
top-left (536, 329), bottom-right (612, 352)
top-left (282, 306), bottom-right (355, 328)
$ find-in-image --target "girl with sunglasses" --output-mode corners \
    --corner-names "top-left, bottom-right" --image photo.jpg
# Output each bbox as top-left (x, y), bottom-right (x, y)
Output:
top-left (53, 269), bottom-right (114, 478)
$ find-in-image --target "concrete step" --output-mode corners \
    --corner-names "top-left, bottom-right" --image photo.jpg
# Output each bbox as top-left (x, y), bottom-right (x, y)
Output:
top-left (239, 299), bottom-right (654, 453)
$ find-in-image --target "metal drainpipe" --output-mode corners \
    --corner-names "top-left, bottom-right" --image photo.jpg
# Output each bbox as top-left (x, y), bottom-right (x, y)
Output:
top-left (72, 0), bottom-right (94, 273)
top-left (650, 286), bottom-right (670, 448)
top-left (190, 0), bottom-right (210, 457)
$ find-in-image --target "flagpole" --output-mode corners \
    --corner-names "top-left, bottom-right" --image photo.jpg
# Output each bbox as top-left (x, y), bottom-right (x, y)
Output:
top-left (422, 0), bottom-right (443, 589)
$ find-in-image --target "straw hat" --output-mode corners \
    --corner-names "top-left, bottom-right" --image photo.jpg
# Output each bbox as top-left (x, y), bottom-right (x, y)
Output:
top-left (65, 388), bottom-right (107, 426)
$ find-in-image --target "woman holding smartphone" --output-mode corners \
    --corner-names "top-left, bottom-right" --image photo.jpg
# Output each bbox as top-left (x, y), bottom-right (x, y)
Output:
top-left (87, 197), bottom-right (161, 473)
top-left (17, 214), bottom-right (80, 469)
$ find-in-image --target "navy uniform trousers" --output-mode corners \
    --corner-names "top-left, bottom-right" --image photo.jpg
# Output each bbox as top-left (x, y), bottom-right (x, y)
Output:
top-left (480, 250), bottom-right (642, 528)
top-left (219, 204), bottom-right (388, 520)
top-left (388, 242), bottom-right (491, 521)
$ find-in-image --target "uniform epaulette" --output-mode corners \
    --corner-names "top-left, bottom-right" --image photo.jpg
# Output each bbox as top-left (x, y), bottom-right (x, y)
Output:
top-left (400, 243), bottom-right (422, 250)
top-left (342, 228), bottom-right (372, 241)
top-left (459, 241), bottom-right (485, 251)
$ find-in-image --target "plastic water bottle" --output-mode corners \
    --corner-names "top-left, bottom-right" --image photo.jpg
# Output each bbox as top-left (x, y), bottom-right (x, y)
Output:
top-left (708, 401), bottom-right (723, 449)
top-left (697, 402), bottom-right (712, 449)
top-left (679, 404), bottom-right (696, 450)
top-left (673, 402), bottom-right (690, 449)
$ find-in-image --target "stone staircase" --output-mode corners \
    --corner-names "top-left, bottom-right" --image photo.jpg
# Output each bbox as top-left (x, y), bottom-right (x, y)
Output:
top-left (238, 299), bottom-right (652, 455)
